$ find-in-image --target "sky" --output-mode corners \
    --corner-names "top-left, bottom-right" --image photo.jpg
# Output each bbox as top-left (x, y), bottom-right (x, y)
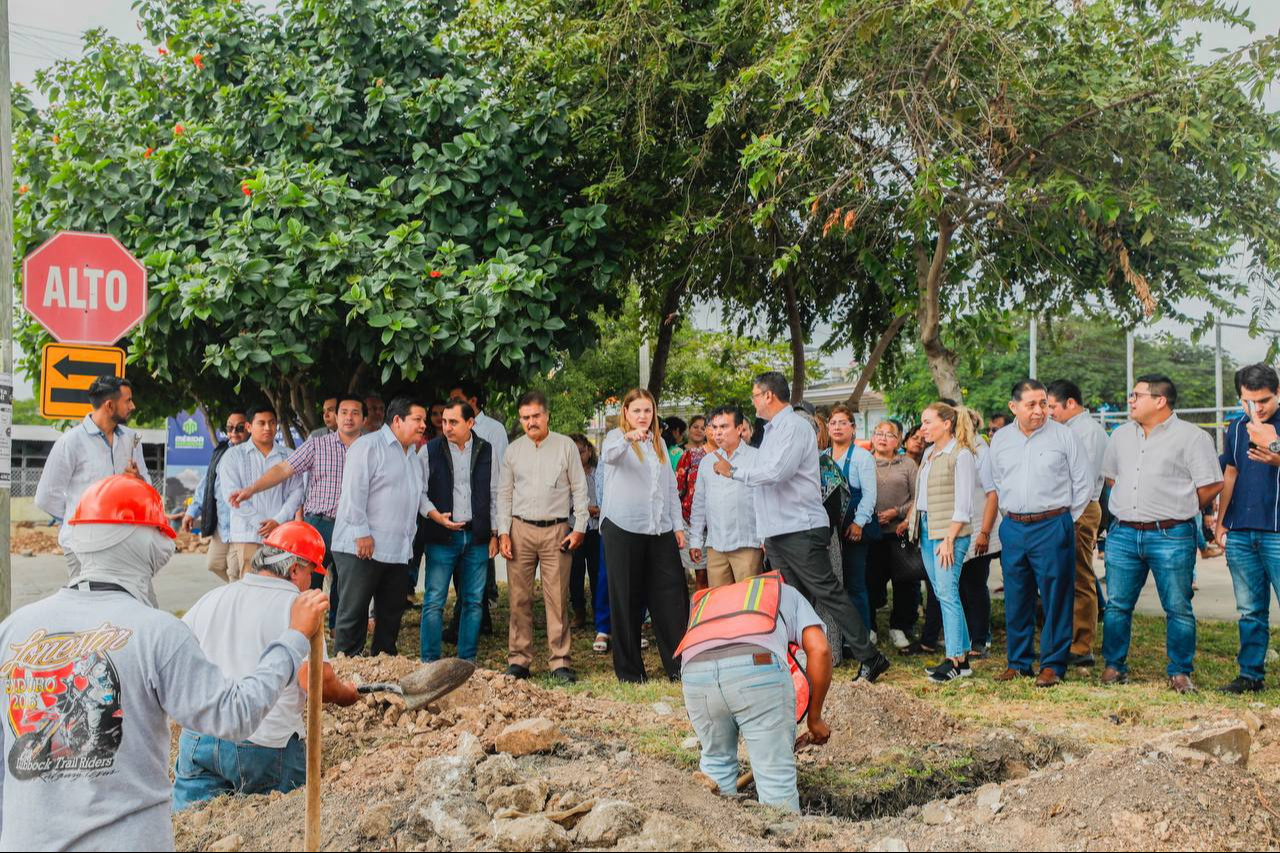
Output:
top-left (7, 1), bottom-right (1280, 395)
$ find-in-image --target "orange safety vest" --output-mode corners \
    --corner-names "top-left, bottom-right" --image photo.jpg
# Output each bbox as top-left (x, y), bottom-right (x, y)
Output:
top-left (675, 572), bottom-right (811, 722)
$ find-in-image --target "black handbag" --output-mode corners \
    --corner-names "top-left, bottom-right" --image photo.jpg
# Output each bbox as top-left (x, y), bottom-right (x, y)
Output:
top-left (887, 534), bottom-right (927, 583)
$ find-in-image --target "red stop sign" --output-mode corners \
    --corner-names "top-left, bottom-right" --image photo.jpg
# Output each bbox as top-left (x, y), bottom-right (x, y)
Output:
top-left (22, 231), bottom-right (148, 345)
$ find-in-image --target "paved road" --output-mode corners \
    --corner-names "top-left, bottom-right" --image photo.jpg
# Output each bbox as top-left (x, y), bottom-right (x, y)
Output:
top-left (10, 550), bottom-right (1269, 624)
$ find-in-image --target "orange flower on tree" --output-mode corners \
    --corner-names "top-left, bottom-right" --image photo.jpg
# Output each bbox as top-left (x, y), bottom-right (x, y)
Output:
top-left (158, 47), bottom-right (167, 55)
top-left (429, 270), bottom-right (443, 278)
top-left (242, 182), bottom-right (252, 196)
top-left (174, 123), bottom-right (185, 136)
top-left (143, 147), bottom-right (154, 159)
top-left (192, 54), bottom-right (204, 70)
top-left (18, 185), bottom-right (28, 194)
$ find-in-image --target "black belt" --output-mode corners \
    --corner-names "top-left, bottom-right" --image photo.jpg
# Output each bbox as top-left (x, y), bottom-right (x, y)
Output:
top-left (1117, 518), bottom-right (1193, 531)
top-left (515, 517), bottom-right (568, 528)
top-left (304, 512), bottom-right (336, 521)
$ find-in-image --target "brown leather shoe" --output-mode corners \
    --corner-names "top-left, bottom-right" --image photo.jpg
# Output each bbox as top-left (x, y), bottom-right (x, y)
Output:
top-left (1169, 674), bottom-right (1197, 694)
top-left (1034, 668), bottom-right (1061, 688)
top-left (994, 667), bottom-right (1033, 681)
top-left (1100, 666), bottom-right (1128, 685)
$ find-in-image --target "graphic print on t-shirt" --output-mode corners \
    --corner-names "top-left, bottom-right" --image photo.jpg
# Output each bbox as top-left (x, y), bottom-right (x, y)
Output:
top-left (1, 623), bottom-right (132, 780)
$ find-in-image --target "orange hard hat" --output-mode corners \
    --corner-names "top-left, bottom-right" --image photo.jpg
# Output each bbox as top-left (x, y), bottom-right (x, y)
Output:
top-left (263, 521), bottom-right (327, 573)
top-left (69, 475), bottom-right (177, 539)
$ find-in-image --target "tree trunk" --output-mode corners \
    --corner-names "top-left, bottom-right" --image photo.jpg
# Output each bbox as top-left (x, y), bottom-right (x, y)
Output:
top-left (845, 312), bottom-right (908, 411)
top-left (782, 273), bottom-right (807, 403)
top-left (647, 277), bottom-right (687, 405)
top-left (916, 217), bottom-right (964, 403)
top-left (347, 362), bottom-right (368, 395)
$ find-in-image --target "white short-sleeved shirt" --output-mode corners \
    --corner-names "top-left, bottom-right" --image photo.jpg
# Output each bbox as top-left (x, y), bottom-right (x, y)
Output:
top-left (1102, 415), bottom-right (1223, 523)
top-left (183, 574), bottom-right (323, 748)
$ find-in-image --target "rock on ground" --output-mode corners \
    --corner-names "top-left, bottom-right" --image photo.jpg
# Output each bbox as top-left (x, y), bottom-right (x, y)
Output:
top-left (496, 717), bottom-right (562, 756)
top-left (492, 815), bottom-right (571, 852)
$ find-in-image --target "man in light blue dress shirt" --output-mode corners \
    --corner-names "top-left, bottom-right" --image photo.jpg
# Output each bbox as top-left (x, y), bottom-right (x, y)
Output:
top-left (688, 406), bottom-right (763, 586)
top-left (331, 397), bottom-right (431, 656)
top-left (980, 379), bottom-right (1092, 687)
top-left (218, 404), bottom-right (303, 580)
top-left (712, 372), bottom-right (890, 683)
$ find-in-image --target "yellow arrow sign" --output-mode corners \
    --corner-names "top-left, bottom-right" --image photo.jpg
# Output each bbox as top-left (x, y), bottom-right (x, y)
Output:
top-left (40, 343), bottom-right (126, 420)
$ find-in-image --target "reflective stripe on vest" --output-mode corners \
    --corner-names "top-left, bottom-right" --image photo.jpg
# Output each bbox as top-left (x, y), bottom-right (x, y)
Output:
top-left (674, 571), bottom-right (782, 658)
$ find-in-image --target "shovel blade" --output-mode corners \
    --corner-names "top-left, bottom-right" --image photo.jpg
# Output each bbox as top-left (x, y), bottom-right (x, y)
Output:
top-left (400, 658), bottom-right (477, 711)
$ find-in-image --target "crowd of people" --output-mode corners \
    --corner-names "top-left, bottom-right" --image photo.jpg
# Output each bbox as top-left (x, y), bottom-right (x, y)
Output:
top-left (9, 359), bottom-right (1280, 841)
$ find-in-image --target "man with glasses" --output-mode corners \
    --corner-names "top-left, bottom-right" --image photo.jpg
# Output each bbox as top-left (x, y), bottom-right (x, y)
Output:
top-left (184, 410), bottom-right (249, 582)
top-left (1100, 375), bottom-right (1223, 694)
top-left (712, 372), bottom-right (891, 683)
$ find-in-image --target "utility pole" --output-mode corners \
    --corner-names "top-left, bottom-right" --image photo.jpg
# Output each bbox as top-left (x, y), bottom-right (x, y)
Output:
top-left (1214, 316), bottom-right (1224, 452)
top-left (1028, 314), bottom-right (1037, 379)
top-left (1, 0), bottom-right (14, 620)
top-left (1125, 331), bottom-right (1134, 394)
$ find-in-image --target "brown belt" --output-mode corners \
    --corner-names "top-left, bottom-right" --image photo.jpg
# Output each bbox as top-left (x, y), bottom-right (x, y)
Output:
top-left (1116, 518), bottom-right (1194, 532)
top-left (1006, 506), bottom-right (1069, 524)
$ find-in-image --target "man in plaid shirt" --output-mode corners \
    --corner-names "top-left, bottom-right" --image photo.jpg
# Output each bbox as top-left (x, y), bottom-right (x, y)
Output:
top-left (230, 394), bottom-right (366, 620)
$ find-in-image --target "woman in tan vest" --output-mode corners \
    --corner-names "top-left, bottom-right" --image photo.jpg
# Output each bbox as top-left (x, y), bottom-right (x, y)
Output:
top-left (908, 402), bottom-right (979, 683)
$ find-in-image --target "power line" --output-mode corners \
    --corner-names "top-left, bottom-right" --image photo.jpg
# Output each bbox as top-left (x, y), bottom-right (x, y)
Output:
top-left (10, 21), bottom-right (83, 41)
top-left (10, 26), bottom-right (81, 50)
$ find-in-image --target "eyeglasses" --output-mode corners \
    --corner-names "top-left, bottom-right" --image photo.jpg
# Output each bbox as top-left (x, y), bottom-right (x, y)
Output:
top-left (872, 431), bottom-right (899, 439)
top-left (828, 420), bottom-right (852, 428)
top-left (226, 424), bottom-right (247, 433)
top-left (1127, 392), bottom-right (1162, 400)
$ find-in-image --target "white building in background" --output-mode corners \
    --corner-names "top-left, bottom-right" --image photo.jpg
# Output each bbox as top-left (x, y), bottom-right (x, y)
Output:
top-left (803, 381), bottom-right (891, 440)
top-left (11, 424), bottom-right (167, 522)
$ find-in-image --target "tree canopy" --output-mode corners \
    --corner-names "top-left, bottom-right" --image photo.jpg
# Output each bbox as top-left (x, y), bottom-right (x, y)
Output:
top-left (720, 0), bottom-right (1280, 401)
top-left (13, 0), bottom-right (616, 432)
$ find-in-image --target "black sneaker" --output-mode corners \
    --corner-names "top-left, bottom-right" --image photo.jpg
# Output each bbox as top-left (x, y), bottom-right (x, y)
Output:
top-left (926, 658), bottom-right (970, 683)
top-left (551, 667), bottom-right (577, 684)
top-left (855, 652), bottom-right (891, 684)
top-left (901, 641), bottom-right (938, 657)
top-left (1219, 676), bottom-right (1265, 694)
top-left (504, 664), bottom-right (531, 680)
top-left (1067, 653), bottom-right (1096, 668)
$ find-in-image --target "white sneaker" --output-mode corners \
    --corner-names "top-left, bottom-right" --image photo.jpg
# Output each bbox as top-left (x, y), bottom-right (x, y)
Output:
top-left (889, 629), bottom-right (910, 650)
top-left (869, 630), bottom-right (878, 645)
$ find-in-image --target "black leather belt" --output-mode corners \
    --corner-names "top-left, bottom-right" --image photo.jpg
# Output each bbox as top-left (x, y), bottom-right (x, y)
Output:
top-left (1117, 518), bottom-right (1193, 531)
top-left (1007, 507), bottom-right (1069, 524)
top-left (515, 517), bottom-right (568, 528)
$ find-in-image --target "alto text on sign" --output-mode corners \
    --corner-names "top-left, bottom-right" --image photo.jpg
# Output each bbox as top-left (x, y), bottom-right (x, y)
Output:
top-left (22, 231), bottom-right (148, 345)
top-left (40, 343), bottom-right (126, 420)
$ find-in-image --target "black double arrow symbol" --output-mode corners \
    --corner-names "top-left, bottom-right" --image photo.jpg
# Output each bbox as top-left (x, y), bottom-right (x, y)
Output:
top-left (49, 355), bottom-right (116, 404)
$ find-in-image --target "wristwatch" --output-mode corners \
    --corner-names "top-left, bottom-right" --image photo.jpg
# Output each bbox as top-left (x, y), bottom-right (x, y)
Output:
top-left (1269, 439), bottom-right (1280, 454)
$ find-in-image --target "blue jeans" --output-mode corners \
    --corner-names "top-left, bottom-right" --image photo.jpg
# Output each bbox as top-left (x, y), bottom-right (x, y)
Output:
top-left (1225, 530), bottom-right (1280, 680)
top-left (594, 533), bottom-right (611, 635)
top-left (918, 515), bottom-right (971, 659)
top-left (1001, 513), bottom-right (1075, 676)
top-left (682, 651), bottom-right (799, 812)
top-left (172, 729), bottom-right (306, 810)
top-left (841, 538), bottom-right (872, 633)
top-left (1102, 521), bottom-right (1197, 677)
top-left (304, 514), bottom-right (337, 628)
top-left (421, 529), bottom-right (488, 662)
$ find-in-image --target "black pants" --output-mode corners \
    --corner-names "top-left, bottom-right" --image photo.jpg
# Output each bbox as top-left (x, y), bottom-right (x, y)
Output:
top-left (766, 526), bottom-right (875, 662)
top-left (866, 535), bottom-right (920, 633)
top-left (570, 529), bottom-right (601, 615)
top-left (921, 553), bottom-right (994, 650)
top-left (601, 519), bottom-right (688, 682)
top-left (333, 552), bottom-right (409, 656)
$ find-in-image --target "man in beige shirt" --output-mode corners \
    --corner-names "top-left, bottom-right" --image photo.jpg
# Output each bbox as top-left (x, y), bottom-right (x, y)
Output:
top-left (497, 390), bottom-right (591, 683)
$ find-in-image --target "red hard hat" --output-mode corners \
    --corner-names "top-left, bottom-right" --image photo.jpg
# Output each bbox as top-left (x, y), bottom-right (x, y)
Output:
top-left (69, 475), bottom-right (178, 539)
top-left (263, 521), bottom-right (327, 573)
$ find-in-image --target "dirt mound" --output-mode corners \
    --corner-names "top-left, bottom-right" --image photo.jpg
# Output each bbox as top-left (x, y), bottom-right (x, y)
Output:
top-left (173, 658), bottom-right (1280, 852)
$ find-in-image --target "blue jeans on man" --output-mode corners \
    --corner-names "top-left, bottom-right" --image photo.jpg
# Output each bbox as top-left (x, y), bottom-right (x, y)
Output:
top-left (682, 651), bottom-right (799, 811)
top-left (1101, 521), bottom-right (1197, 677)
top-left (421, 529), bottom-right (488, 662)
top-left (1225, 530), bottom-right (1280, 681)
top-left (172, 729), bottom-right (306, 810)
top-left (1000, 513), bottom-right (1075, 676)
top-left (304, 514), bottom-right (338, 629)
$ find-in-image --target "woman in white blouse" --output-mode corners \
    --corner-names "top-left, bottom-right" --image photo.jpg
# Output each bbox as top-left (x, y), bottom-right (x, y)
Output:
top-left (600, 388), bottom-right (688, 683)
top-left (907, 402), bottom-right (979, 683)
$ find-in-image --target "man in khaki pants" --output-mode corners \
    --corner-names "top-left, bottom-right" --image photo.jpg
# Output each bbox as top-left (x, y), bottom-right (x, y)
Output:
top-left (497, 391), bottom-right (591, 683)
top-left (688, 406), bottom-right (763, 587)
top-left (219, 404), bottom-right (303, 579)
top-left (1047, 380), bottom-right (1110, 668)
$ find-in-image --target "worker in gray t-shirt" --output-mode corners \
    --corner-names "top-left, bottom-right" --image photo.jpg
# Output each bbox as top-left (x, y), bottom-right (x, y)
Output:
top-left (677, 574), bottom-right (832, 812)
top-left (0, 476), bottom-right (328, 851)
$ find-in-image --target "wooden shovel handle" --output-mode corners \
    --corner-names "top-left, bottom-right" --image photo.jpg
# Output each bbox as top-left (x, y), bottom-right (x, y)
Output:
top-left (304, 627), bottom-right (324, 851)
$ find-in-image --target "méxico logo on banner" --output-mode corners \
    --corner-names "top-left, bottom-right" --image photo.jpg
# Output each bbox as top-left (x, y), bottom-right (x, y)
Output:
top-left (164, 409), bottom-right (216, 524)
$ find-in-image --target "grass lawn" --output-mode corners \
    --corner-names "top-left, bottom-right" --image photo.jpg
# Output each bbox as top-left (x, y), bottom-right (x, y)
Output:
top-left (390, 579), bottom-right (1278, 746)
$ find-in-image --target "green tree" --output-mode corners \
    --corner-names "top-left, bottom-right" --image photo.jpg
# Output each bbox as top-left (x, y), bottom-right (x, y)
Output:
top-left (721, 0), bottom-right (1280, 401)
top-left (883, 314), bottom-right (1238, 420)
top-left (540, 289), bottom-right (815, 433)
top-left (14, 0), bottom-right (615, 432)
